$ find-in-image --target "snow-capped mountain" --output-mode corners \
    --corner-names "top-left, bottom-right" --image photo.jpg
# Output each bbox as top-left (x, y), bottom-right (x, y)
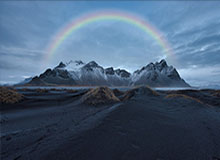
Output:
top-left (131, 60), bottom-right (189, 87)
top-left (26, 60), bottom-right (190, 87)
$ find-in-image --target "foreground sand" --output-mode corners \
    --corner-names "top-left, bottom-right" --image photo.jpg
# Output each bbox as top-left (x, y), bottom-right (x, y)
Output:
top-left (1, 87), bottom-right (220, 160)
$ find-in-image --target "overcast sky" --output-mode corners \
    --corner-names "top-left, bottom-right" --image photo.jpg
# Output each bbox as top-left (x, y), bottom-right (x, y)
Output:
top-left (0, 1), bottom-right (220, 86)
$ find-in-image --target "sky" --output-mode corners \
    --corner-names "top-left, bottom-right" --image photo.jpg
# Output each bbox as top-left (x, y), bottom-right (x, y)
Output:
top-left (0, 1), bottom-right (220, 86)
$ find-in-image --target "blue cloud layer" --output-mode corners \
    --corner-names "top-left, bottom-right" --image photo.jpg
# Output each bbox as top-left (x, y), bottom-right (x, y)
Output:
top-left (0, 1), bottom-right (219, 86)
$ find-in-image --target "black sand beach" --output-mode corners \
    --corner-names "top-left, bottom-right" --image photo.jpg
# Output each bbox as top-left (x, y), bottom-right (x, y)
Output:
top-left (1, 87), bottom-right (220, 160)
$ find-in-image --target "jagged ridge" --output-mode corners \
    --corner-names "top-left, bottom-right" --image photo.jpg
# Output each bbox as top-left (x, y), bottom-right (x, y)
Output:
top-left (26, 60), bottom-right (190, 87)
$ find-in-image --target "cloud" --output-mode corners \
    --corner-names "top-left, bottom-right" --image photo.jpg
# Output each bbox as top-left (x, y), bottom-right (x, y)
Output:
top-left (0, 46), bottom-right (46, 58)
top-left (0, 45), bottom-right (47, 83)
top-left (0, 1), bottom-right (220, 86)
top-left (179, 64), bottom-right (220, 86)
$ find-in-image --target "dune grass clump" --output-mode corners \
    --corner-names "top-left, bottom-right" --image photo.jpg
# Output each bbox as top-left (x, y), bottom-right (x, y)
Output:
top-left (65, 89), bottom-right (78, 93)
top-left (49, 88), bottom-right (61, 91)
top-left (172, 89), bottom-right (201, 94)
top-left (212, 90), bottom-right (220, 97)
top-left (81, 86), bottom-right (120, 106)
top-left (48, 88), bottom-right (78, 93)
top-left (112, 89), bottom-right (124, 97)
top-left (122, 85), bottom-right (159, 101)
top-left (19, 88), bottom-right (33, 92)
top-left (165, 94), bottom-right (203, 104)
top-left (135, 85), bottom-right (159, 96)
top-left (0, 87), bottom-right (24, 104)
top-left (35, 88), bottom-right (49, 93)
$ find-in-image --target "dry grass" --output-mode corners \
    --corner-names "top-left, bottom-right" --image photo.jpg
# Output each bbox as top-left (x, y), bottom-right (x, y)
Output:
top-left (18, 87), bottom-right (78, 94)
top-left (122, 85), bottom-right (158, 101)
top-left (81, 86), bottom-right (120, 106)
top-left (49, 88), bottom-right (61, 91)
top-left (171, 89), bottom-right (201, 94)
top-left (18, 88), bottom-right (33, 92)
top-left (35, 89), bottom-right (49, 93)
top-left (0, 87), bottom-right (24, 104)
top-left (65, 89), bottom-right (78, 93)
top-left (112, 89), bottom-right (124, 97)
top-left (211, 90), bottom-right (220, 97)
top-left (165, 94), bottom-right (203, 104)
top-left (122, 90), bottom-right (136, 101)
top-left (142, 85), bottom-right (159, 96)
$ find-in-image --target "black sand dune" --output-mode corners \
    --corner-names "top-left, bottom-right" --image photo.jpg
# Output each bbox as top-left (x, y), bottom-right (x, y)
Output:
top-left (1, 86), bottom-right (220, 160)
top-left (0, 87), bottom-right (24, 104)
top-left (81, 87), bottom-right (120, 105)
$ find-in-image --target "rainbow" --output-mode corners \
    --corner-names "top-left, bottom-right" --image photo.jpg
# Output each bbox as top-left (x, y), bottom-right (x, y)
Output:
top-left (45, 10), bottom-right (174, 62)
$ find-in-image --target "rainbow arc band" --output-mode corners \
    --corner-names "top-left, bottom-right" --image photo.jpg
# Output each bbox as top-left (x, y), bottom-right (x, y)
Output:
top-left (45, 10), bottom-right (174, 62)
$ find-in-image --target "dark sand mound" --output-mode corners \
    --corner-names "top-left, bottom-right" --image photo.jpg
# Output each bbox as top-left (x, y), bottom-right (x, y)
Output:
top-left (122, 85), bottom-right (158, 101)
top-left (0, 87), bottom-right (23, 104)
top-left (19, 88), bottom-right (78, 94)
top-left (18, 88), bottom-right (49, 93)
top-left (165, 94), bottom-right (204, 105)
top-left (112, 88), bottom-right (124, 97)
top-left (36, 88), bottom-right (49, 93)
top-left (1, 87), bottom-right (220, 160)
top-left (81, 87), bottom-right (120, 106)
top-left (168, 89), bottom-right (220, 107)
top-left (65, 89), bottom-right (78, 93)
top-left (211, 90), bottom-right (220, 97)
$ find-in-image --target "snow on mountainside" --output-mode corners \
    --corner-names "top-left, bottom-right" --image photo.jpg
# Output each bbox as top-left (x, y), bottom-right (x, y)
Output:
top-left (131, 60), bottom-right (189, 87)
top-left (26, 60), bottom-right (190, 87)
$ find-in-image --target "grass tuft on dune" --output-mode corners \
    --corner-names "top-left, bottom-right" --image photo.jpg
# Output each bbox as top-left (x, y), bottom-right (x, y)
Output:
top-left (122, 85), bottom-right (159, 101)
top-left (35, 88), bottom-right (49, 93)
top-left (65, 89), bottom-right (78, 93)
top-left (112, 89), bottom-right (124, 97)
top-left (165, 94), bottom-right (204, 104)
top-left (0, 87), bottom-right (24, 104)
top-left (211, 90), bottom-right (220, 97)
top-left (81, 86), bottom-right (120, 106)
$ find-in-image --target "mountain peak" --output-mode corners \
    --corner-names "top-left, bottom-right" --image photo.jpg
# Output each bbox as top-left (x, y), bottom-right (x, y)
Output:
top-left (82, 61), bottom-right (104, 73)
top-left (154, 59), bottom-right (168, 71)
top-left (115, 69), bottom-right (131, 78)
top-left (105, 67), bottom-right (114, 75)
top-left (88, 61), bottom-right (98, 66)
top-left (159, 59), bottom-right (167, 67)
top-left (160, 59), bottom-right (166, 64)
top-left (55, 62), bottom-right (66, 69)
top-left (84, 61), bottom-right (99, 68)
top-left (75, 60), bottom-right (84, 66)
top-left (66, 60), bottom-right (85, 65)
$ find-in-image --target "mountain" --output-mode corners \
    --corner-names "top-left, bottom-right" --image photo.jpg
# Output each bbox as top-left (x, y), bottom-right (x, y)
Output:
top-left (131, 60), bottom-right (189, 87)
top-left (17, 77), bottom-right (33, 85)
top-left (26, 60), bottom-right (190, 87)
